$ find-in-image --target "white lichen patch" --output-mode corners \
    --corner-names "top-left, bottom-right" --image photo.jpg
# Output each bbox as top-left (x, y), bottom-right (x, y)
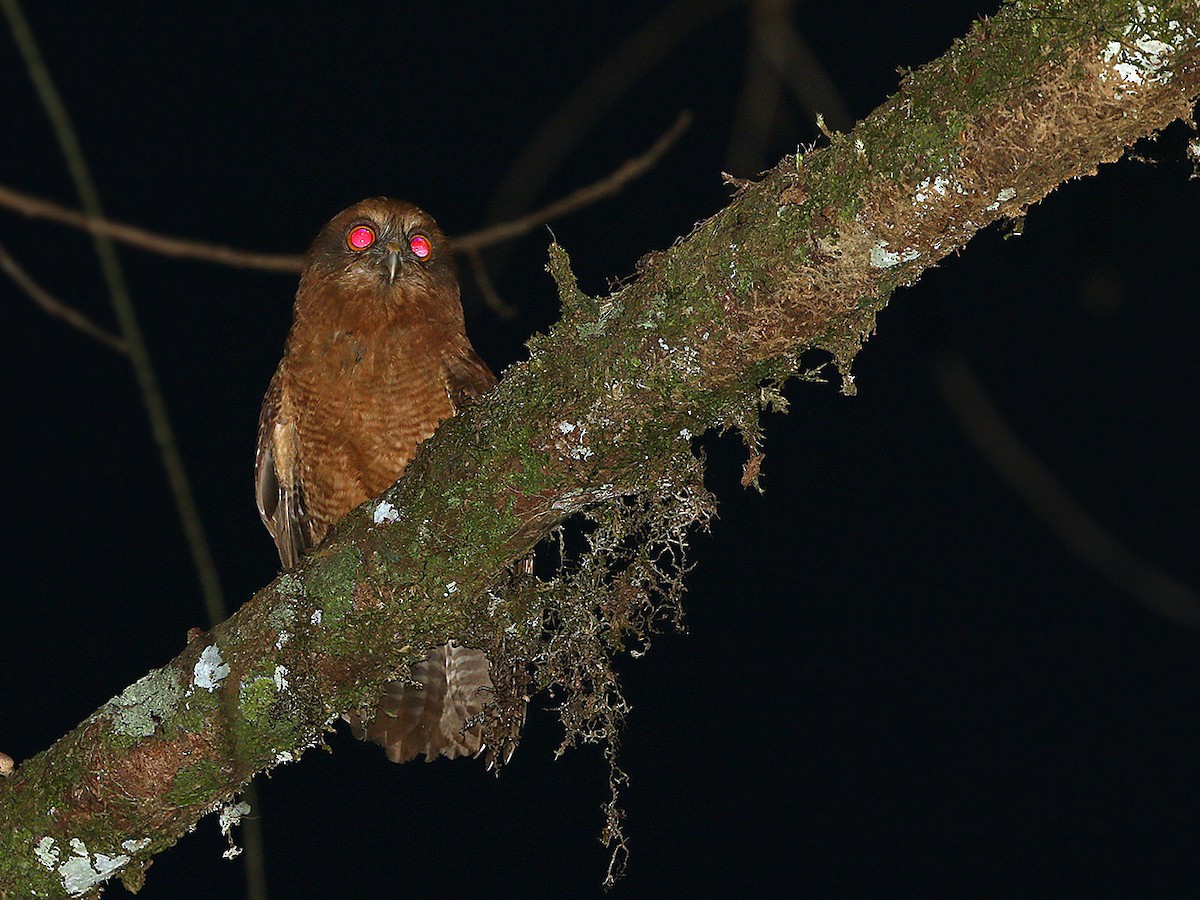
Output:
top-left (1102, 38), bottom-right (1171, 84)
top-left (372, 499), bottom-right (400, 525)
top-left (273, 665), bottom-right (289, 692)
top-left (121, 838), bottom-right (150, 854)
top-left (870, 242), bottom-right (899, 267)
top-left (915, 175), bottom-right (948, 204)
top-left (193, 644), bottom-right (230, 692)
top-left (870, 241), bottom-right (920, 268)
top-left (107, 667), bottom-right (183, 738)
top-left (913, 173), bottom-right (967, 206)
top-left (655, 337), bottom-right (701, 377)
top-left (35, 836), bottom-right (60, 869)
top-left (444, 581), bottom-right (459, 597)
top-left (986, 186), bottom-right (1018, 211)
top-left (310, 609), bottom-right (322, 626)
top-left (39, 838), bottom-right (131, 896)
top-left (219, 801), bottom-right (252, 860)
top-left (556, 421), bottom-right (595, 460)
top-left (275, 630), bottom-right (290, 650)
top-left (1100, 4), bottom-right (1186, 88)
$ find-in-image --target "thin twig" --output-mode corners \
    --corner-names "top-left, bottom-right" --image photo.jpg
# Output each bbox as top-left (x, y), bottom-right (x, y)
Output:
top-left (452, 111), bottom-right (692, 253)
top-left (728, 0), bottom-right (854, 175)
top-left (0, 112), bottom-right (691, 273)
top-left (0, 182), bottom-right (304, 272)
top-left (750, 0), bottom-right (854, 133)
top-left (478, 0), bottom-right (737, 284)
top-left (727, 12), bottom-right (785, 175)
top-left (0, 240), bottom-right (127, 353)
top-left (931, 351), bottom-right (1200, 632)
top-left (2, 0), bottom-right (228, 652)
top-left (2, 4), bottom-right (266, 898)
top-left (483, 0), bottom-right (738, 238)
top-left (466, 249), bottom-right (520, 320)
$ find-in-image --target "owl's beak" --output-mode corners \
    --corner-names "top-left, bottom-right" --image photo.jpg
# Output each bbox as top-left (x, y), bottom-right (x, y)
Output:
top-left (381, 241), bottom-right (403, 283)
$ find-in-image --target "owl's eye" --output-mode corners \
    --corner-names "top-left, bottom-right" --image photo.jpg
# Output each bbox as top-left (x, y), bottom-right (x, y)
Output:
top-left (347, 225), bottom-right (376, 251)
top-left (408, 233), bottom-right (432, 260)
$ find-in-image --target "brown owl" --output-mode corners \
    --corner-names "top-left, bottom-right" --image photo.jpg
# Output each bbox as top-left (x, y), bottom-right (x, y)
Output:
top-left (256, 198), bottom-right (501, 763)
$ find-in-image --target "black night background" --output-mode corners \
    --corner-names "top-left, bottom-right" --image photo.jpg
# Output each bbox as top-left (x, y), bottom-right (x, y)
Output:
top-left (2, 2), bottom-right (1199, 897)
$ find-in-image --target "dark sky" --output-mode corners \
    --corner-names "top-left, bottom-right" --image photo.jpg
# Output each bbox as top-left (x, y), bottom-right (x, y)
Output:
top-left (3, 3), bottom-right (1200, 897)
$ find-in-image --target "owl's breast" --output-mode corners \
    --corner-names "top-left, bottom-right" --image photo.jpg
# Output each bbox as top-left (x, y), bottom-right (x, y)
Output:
top-left (288, 324), bottom-right (455, 537)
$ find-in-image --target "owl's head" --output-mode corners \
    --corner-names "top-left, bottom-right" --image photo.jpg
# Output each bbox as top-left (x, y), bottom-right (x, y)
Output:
top-left (302, 198), bottom-right (459, 312)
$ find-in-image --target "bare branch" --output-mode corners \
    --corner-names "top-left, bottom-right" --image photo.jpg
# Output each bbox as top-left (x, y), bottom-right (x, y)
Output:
top-left (1, 1), bottom-right (264, 893)
top-left (483, 0), bottom-right (739, 236)
top-left (465, 249), bottom-right (520, 320)
top-left (751, 0), bottom-right (855, 133)
top-left (451, 111), bottom-right (692, 253)
top-left (0, 112), bottom-right (689, 276)
top-left (2, 0), bottom-right (230, 640)
top-left (727, 16), bottom-right (786, 175)
top-left (0, 182), bottom-right (305, 272)
top-left (0, 241), bottom-right (127, 354)
top-left (932, 352), bottom-right (1200, 631)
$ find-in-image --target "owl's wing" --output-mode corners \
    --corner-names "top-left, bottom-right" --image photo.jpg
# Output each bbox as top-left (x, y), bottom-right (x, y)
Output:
top-left (442, 335), bottom-right (497, 410)
top-left (255, 371), bottom-right (311, 569)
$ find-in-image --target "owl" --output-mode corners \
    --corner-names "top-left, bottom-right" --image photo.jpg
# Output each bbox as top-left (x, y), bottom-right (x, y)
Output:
top-left (256, 198), bottom-right (502, 763)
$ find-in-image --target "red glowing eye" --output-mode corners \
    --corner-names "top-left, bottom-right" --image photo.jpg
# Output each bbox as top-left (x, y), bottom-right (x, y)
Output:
top-left (408, 233), bottom-right (432, 259)
top-left (347, 225), bottom-right (376, 250)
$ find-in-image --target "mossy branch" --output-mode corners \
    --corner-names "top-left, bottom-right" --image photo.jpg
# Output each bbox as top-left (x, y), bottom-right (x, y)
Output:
top-left (3, 2), bottom-right (1199, 895)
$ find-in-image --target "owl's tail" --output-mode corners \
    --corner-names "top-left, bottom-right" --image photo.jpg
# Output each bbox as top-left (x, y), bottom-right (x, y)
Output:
top-left (350, 642), bottom-right (522, 766)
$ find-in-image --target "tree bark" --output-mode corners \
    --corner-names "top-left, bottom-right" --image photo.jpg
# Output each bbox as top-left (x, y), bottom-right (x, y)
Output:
top-left (3, 2), bottom-right (1198, 895)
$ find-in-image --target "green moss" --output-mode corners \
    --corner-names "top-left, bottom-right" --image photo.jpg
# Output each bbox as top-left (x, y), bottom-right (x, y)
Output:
top-left (303, 545), bottom-right (361, 624)
top-left (507, 444), bottom-right (555, 495)
top-left (239, 674), bottom-right (278, 726)
top-left (547, 242), bottom-right (599, 319)
top-left (165, 760), bottom-right (223, 807)
top-left (231, 669), bottom-right (299, 754)
top-left (266, 599), bottom-right (298, 631)
top-left (167, 692), bottom-right (215, 736)
top-left (275, 572), bottom-right (306, 599)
